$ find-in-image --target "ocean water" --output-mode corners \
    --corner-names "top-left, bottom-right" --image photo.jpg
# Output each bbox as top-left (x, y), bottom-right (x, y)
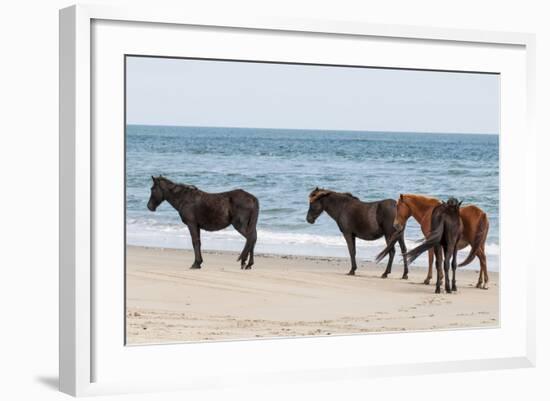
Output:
top-left (126, 125), bottom-right (499, 271)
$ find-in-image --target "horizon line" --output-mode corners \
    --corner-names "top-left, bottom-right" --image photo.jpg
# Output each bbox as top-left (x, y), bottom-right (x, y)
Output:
top-left (125, 123), bottom-right (498, 136)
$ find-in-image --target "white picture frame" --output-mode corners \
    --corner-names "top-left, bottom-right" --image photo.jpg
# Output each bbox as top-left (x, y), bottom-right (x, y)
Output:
top-left (59, 4), bottom-right (536, 397)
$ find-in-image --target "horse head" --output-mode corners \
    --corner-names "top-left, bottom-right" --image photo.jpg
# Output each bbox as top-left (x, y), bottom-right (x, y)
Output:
top-left (393, 194), bottom-right (412, 231)
top-left (147, 176), bottom-right (165, 211)
top-left (445, 197), bottom-right (463, 212)
top-left (306, 187), bottom-right (331, 224)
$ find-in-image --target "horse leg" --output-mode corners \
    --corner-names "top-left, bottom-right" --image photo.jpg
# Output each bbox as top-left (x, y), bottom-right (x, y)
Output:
top-left (344, 233), bottom-right (357, 275)
top-left (451, 243), bottom-right (458, 292)
top-left (237, 231), bottom-right (252, 269)
top-left (424, 248), bottom-right (434, 285)
top-left (233, 216), bottom-right (255, 269)
top-left (188, 225), bottom-right (203, 269)
top-left (398, 235), bottom-right (408, 279)
top-left (434, 246), bottom-right (443, 294)
top-left (244, 205), bottom-right (259, 270)
top-left (443, 246), bottom-right (452, 293)
top-left (477, 248), bottom-right (489, 289)
top-left (381, 241), bottom-right (395, 279)
top-left (244, 229), bottom-right (257, 270)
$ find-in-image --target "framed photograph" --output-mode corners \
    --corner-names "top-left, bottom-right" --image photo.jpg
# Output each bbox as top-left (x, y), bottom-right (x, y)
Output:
top-left (59, 4), bottom-right (536, 396)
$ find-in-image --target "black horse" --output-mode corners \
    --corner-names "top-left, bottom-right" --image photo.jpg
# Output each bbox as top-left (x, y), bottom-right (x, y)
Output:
top-left (402, 198), bottom-right (463, 293)
top-left (306, 188), bottom-right (408, 278)
top-left (147, 176), bottom-right (259, 270)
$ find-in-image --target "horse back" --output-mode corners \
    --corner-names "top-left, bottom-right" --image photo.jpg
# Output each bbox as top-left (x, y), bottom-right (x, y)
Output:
top-left (226, 189), bottom-right (259, 210)
top-left (191, 192), bottom-right (232, 226)
top-left (374, 198), bottom-right (397, 223)
top-left (182, 189), bottom-right (255, 230)
top-left (344, 198), bottom-right (395, 239)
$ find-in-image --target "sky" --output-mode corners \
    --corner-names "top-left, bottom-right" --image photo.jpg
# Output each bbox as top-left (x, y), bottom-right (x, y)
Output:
top-left (126, 56), bottom-right (500, 134)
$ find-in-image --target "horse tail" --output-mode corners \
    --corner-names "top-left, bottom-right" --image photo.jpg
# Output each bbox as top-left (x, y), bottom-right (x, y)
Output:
top-left (458, 212), bottom-right (488, 267)
top-left (375, 231), bottom-right (401, 263)
top-left (237, 196), bottom-right (259, 262)
top-left (404, 220), bottom-right (444, 265)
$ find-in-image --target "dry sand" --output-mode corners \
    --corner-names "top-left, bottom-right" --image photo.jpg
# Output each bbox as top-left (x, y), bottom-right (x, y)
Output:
top-left (126, 245), bottom-right (499, 344)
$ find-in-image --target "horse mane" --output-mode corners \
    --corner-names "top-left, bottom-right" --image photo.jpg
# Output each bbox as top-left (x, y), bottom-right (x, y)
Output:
top-left (309, 187), bottom-right (359, 203)
top-left (402, 193), bottom-right (441, 205)
top-left (341, 192), bottom-right (359, 200)
top-left (157, 176), bottom-right (198, 193)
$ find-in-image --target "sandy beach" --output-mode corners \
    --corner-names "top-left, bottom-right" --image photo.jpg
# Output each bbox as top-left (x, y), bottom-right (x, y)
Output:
top-left (126, 245), bottom-right (499, 344)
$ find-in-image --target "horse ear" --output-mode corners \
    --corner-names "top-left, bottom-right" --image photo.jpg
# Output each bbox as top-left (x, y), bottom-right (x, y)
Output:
top-left (458, 201), bottom-right (463, 207)
top-left (151, 176), bottom-right (156, 182)
top-left (399, 194), bottom-right (404, 201)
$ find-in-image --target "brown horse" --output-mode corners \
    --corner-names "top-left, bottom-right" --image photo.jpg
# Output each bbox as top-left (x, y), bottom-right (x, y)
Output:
top-left (390, 194), bottom-right (489, 289)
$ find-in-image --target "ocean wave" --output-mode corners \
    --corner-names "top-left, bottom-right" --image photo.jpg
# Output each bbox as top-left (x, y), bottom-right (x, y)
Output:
top-left (126, 220), bottom-right (500, 270)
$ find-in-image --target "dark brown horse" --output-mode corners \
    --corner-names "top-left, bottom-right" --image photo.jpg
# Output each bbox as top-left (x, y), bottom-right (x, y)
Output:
top-left (306, 188), bottom-right (408, 278)
top-left (147, 176), bottom-right (259, 269)
top-left (386, 194), bottom-right (489, 289)
top-left (403, 198), bottom-right (463, 293)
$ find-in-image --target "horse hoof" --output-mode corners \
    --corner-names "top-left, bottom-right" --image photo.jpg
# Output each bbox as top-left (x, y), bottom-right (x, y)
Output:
top-left (402, 275), bottom-right (408, 280)
top-left (347, 271), bottom-right (355, 276)
top-left (435, 288), bottom-right (441, 294)
top-left (380, 274), bottom-right (388, 279)
top-left (446, 289), bottom-right (452, 294)
top-left (189, 264), bottom-right (201, 269)
top-left (476, 282), bottom-right (483, 289)
top-left (423, 279), bottom-right (431, 285)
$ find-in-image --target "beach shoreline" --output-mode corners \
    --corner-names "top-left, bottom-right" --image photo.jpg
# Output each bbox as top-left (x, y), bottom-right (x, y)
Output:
top-left (126, 245), bottom-right (499, 344)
